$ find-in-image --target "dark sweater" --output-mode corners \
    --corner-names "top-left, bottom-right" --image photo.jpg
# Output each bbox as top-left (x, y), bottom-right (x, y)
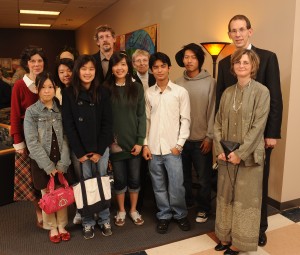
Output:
top-left (110, 82), bottom-right (146, 161)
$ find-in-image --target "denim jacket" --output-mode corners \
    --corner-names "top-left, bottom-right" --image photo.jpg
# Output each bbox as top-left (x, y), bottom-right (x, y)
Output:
top-left (24, 99), bottom-right (70, 175)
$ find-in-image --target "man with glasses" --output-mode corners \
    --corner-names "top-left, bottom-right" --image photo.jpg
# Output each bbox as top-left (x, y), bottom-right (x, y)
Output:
top-left (93, 24), bottom-right (116, 84)
top-left (216, 14), bottom-right (283, 247)
top-left (132, 49), bottom-right (156, 210)
top-left (132, 49), bottom-right (156, 92)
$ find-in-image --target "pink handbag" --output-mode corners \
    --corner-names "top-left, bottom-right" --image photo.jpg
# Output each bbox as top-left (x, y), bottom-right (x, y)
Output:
top-left (39, 173), bottom-right (75, 214)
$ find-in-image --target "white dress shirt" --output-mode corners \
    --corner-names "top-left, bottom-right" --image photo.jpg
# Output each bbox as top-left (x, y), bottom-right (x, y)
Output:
top-left (144, 80), bottom-right (190, 155)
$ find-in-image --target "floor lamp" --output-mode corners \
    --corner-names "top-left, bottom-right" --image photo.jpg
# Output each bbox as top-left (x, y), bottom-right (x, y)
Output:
top-left (200, 42), bottom-right (230, 78)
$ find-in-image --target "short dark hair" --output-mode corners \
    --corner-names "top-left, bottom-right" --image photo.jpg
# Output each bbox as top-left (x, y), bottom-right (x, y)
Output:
top-left (175, 43), bottom-right (205, 70)
top-left (56, 45), bottom-right (79, 61)
top-left (228, 14), bottom-right (252, 32)
top-left (20, 46), bottom-right (48, 73)
top-left (54, 58), bottom-right (74, 89)
top-left (149, 52), bottom-right (171, 70)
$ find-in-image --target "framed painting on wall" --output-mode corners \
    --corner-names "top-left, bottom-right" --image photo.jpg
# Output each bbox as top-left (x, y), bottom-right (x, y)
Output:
top-left (114, 24), bottom-right (158, 57)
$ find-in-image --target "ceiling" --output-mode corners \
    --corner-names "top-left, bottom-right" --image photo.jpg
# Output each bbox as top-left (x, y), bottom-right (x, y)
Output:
top-left (0, 0), bottom-right (119, 30)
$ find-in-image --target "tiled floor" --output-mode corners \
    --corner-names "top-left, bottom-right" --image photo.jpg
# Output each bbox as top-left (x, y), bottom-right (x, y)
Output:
top-left (141, 207), bottom-right (300, 255)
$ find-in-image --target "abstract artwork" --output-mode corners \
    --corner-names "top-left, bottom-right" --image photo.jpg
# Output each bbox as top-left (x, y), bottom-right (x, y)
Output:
top-left (114, 24), bottom-right (158, 57)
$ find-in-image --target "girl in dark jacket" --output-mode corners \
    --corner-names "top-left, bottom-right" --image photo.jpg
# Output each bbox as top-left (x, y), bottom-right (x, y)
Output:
top-left (62, 55), bottom-right (113, 239)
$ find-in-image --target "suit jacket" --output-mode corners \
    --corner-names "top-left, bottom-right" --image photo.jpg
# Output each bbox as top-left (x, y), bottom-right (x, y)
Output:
top-left (133, 72), bottom-right (156, 88)
top-left (216, 45), bottom-right (283, 138)
top-left (92, 51), bottom-right (110, 85)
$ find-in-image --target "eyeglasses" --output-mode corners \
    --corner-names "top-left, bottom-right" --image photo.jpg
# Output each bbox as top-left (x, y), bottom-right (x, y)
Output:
top-left (134, 59), bottom-right (148, 64)
top-left (234, 60), bottom-right (250, 66)
top-left (98, 34), bottom-right (112, 40)
top-left (229, 27), bottom-right (249, 35)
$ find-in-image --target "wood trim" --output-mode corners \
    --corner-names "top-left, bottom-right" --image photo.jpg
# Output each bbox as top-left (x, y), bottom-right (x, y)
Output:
top-left (268, 196), bottom-right (300, 211)
top-left (0, 123), bottom-right (11, 133)
top-left (0, 148), bottom-right (15, 155)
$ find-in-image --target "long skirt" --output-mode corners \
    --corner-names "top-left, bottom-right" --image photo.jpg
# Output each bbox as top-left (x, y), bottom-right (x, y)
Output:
top-left (13, 153), bottom-right (40, 201)
top-left (215, 161), bottom-right (263, 251)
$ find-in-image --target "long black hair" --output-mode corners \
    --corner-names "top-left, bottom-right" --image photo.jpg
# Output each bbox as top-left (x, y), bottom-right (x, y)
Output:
top-left (105, 51), bottom-right (138, 103)
top-left (71, 54), bottom-right (100, 103)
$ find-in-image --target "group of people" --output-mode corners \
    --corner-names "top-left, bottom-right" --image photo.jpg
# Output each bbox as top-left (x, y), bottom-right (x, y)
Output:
top-left (8, 13), bottom-right (282, 254)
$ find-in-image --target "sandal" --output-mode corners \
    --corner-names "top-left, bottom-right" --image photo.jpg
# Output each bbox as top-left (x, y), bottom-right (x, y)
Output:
top-left (129, 211), bottom-right (144, 226)
top-left (114, 211), bottom-right (126, 226)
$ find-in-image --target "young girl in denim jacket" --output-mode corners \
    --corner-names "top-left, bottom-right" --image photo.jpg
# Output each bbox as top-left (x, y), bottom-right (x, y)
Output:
top-left (24, 72), bottom-right (71, 243)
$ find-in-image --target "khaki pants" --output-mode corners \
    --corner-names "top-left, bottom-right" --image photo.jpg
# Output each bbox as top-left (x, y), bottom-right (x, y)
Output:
top-left (41, 188), bottom-right (68, 230)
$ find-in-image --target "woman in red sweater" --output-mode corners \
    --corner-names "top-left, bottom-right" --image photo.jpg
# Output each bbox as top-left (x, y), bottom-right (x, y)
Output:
top-left (10, 46), bottom-right (47, 228)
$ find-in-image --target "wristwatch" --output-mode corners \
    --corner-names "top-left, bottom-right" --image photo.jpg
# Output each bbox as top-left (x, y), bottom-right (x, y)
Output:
top-left (175, 144), bottom-right (183, 153)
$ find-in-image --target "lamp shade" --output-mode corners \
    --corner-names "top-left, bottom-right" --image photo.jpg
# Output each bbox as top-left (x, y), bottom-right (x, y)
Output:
top-left (200, 42), bottom-right (230, 57)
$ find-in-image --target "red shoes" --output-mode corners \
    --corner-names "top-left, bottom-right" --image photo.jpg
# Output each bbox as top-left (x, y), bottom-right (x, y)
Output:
top-left (49, 230), bottom-right (71, 243)
top-left (49, 231), bottom-right (61, 243)
top-left (60, 231), bottom-right (71, 241)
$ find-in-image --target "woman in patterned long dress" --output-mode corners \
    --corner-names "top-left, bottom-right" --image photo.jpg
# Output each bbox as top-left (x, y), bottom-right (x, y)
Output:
top-left (213, 49), bottom-right (270, 254)
top-left (10, 47), bottom-right (47, 228)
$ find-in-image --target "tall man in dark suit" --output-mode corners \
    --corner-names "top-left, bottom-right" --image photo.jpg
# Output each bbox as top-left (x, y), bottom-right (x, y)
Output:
top-left (216, 14), bottom-right (283, 247)
top-left (93, 25), bottom-right (116, 84)
top-left (132, 49), bottom-right (156, 90)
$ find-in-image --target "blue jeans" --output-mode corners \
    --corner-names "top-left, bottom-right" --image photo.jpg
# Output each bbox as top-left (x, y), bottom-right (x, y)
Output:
top-left (149, 153), bottom-right (187, 220)
top-left (72, 148), bottom-right (110, 227)
top-left (181, 141), bottom-right (212, 212)
top-left (111, 156), bottom-right (141, 194)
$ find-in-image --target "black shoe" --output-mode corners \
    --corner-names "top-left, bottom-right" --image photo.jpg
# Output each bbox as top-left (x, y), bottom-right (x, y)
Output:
top-left (215, 242), bottom-right (232, 251)
top-left (156, 219), bottom-right (170, 234)
top-left (100, 222), bottom-right (112, 236)
top-left (176, 217), bottom-right (191, 231)
top-left (224, 247), bottom-right (239, 255)
top-left (82, 225), bottom-right (94, 240)
top-left (258, 232), bottom-right (267, 246)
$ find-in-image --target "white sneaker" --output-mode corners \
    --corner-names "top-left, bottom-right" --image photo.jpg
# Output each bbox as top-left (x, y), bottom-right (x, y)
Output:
top-left (195, 211), bottom-right (208, 223)
top-left (73, 211), bottom-right (82, 225)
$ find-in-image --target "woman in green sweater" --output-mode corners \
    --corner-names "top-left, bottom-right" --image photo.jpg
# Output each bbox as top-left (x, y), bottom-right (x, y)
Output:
top-left (105, 51), bottom-right (146, 227)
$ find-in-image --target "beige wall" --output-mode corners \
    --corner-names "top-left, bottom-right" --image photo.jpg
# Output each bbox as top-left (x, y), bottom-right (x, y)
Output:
top-left (76, 0), bottom-right (299, 205)
top-left (281, 0), bottom-right (300, 202)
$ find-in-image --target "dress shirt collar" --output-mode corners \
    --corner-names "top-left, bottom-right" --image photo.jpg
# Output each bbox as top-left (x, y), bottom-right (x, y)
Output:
top-left (23, 74), bottom-right (34, 87)
top-left (100, 51), bottom-right (108, 61)
top-left (154, 80), bottom-right (173, 93)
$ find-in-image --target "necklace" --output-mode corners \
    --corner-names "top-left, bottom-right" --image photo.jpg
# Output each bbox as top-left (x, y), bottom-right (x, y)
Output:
top-left (115, 82), bottom-right (125, 87)
top-left (232, 80), bottom-right (251, 112)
